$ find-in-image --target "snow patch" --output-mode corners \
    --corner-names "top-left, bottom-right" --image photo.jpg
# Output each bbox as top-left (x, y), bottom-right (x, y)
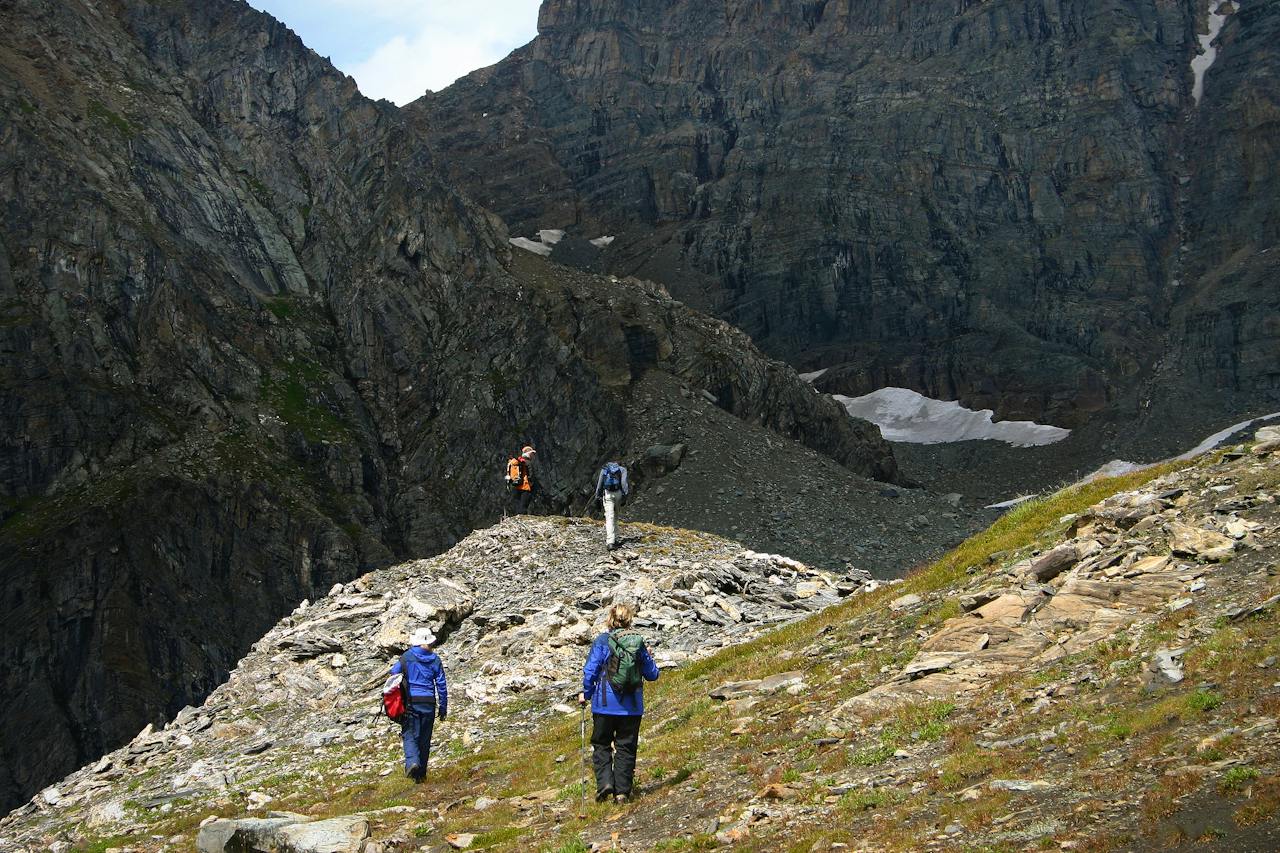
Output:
top-left (1191, 0), bottom-right (1240, 105)
top-left (798, 369), bottom-right (828, 383)
top-left (509, 237), bottom-right (552, 257)
top-left (984, 495), bottom-right (1039, 510)
top-left (1175, 410), bottom-right (1280, 460)
top-left (537, 229), bottom-right (565, 245)
top-left (992, 410), bottom-right (1280, 510)
top-left (589, 235), bottom-right (616, 248)
top-left (835, 388), bottom-right (1071, 447)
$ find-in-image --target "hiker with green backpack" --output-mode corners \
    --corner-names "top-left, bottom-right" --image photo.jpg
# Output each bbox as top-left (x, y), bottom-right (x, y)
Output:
top-left (578, 602), bottom-right (660, 803)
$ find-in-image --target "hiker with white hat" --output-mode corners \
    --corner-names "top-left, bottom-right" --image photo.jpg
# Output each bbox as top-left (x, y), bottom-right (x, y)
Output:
top-left (389, 627), bottom-right (448, 782)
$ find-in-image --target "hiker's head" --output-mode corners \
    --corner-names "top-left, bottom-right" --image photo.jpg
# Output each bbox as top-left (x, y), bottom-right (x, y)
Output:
top-left (522, 445), bottom-right (536, 459)
top-left (408, 627), bottom-right (436, 649)
top-left (605, 603), bottom-right (635, 630)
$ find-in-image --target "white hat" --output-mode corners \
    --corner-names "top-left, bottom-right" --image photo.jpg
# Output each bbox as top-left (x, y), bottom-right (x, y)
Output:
top-left (409, 628), bottom-right (436, 647)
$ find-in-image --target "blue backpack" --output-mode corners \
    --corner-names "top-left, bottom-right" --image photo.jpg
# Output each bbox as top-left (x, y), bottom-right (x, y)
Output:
top-left (601, 462), bottom-right (623, 490)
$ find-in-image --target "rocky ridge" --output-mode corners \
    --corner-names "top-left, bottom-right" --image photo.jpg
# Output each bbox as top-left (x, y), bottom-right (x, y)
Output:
top-left (7, 431), bottom-right (1280, 850)
top-left (0, 517), bottom-right (879, 851)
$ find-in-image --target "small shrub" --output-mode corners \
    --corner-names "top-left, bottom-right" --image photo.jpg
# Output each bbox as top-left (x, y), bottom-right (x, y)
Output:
top-left (1221, 766), bottom-right (1260, 792)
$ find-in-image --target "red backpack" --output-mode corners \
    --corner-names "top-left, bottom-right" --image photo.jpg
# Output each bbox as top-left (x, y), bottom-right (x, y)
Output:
top-left (381, 653), bottom-right (413, 722)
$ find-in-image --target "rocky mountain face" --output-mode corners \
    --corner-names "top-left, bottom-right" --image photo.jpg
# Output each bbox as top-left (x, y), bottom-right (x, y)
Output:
top-left (416, 0), bottom-right (1280, 431)
top-left (5, 429), bottom-right (1280, 851)
top-left (0, 517), bottom-right (880, 851)
top-left (0, 0), bottom-right (900, 813)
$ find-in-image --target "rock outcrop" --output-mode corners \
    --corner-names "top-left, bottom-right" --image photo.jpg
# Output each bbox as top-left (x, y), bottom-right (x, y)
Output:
top-left (416, 0), bottom-right (1280, 430)
top-left (0, 0), bottom-right (896, 811)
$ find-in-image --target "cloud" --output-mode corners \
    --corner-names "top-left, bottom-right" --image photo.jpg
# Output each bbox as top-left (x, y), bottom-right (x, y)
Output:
top-left (271, 0), bottom-right (543, 105)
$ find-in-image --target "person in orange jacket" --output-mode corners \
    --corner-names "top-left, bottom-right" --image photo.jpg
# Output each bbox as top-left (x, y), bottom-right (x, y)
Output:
top-left (506, 445), bottom-right (537, 513)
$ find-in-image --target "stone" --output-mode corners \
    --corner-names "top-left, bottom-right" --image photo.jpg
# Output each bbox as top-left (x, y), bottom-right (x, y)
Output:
top-left (1168, 522), bottom-right (1236, 562)
top-left (446, 832), bottom-right (477, 849)
top-left (474, 796), bottom-right (498, 811)
top-left (889, 594), bottom-right (923, 611)
top-left (1026, 545), bottom-right (1079, 583)
top-left (1256, 426), bottom-right (1280, 443)
top-left (196, 816), bottom-right (307, 853)
top-left (277, 816), bottom-right (370, 853)
top-left (1150, 648), bottom-right (1187, 684)
top-left (989, 779), bottom-right (1052, 793)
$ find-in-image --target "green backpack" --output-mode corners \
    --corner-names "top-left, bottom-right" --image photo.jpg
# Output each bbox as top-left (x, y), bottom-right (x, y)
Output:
top-left (606, 629), bottom-right (646, 694)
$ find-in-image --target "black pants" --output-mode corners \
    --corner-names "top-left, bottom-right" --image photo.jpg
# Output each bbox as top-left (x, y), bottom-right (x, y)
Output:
top-left (514, 489), bottom-right (533, 513)
top-left (591, 713), bottom-right (642, 797)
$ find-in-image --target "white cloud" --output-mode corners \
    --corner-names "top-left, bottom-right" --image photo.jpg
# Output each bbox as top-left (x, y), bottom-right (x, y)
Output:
top-left (339, 1), bottom-right (541, 104)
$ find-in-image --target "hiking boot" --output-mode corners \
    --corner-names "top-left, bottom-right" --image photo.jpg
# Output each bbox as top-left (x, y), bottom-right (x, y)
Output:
top-left (406, 764), bottom-right (423, 781)
top-left (594, 787), bottom-right (614, 803)
top-left (614, 793), bottom-right (631, 804)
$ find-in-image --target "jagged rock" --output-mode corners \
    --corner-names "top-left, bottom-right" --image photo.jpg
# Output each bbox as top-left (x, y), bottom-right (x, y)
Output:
top-left (989, 780), bottom-right (1052, 793)
top-left (889, 594), bottom-right (923, 611)
top-left (1026, 545), bottom-right (1080, 583)
top-left (642, 444), bottom-right (687, 473)
top-left (446, 832), bottom-right (476, 849)
top-left (1256, 426), bottom-right (1280, 443)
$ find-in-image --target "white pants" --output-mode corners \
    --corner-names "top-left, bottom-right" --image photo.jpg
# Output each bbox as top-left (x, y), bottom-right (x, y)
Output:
top-left (602, 490), bottom-right (621, 546)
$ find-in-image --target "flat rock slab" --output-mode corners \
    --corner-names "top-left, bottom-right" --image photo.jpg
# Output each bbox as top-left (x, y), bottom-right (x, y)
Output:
top-left (1169, 522), bottom-right (1236, 562)
top-left (277, 816), bottom-right (370, 853)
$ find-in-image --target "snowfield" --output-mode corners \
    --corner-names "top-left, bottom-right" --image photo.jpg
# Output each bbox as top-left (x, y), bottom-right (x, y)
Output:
top-left (835, 387), bottom-right (1071, 447)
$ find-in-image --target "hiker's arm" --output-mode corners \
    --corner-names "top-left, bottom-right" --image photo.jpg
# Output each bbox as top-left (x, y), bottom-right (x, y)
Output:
top-left (435, 663), bottom-right (448, 720)
top-left (389, 658), bottom-right (402, 675)
top-left (582, 639), bottom-right (606, 697)
top-left (641, 645), bottom-right (660, 681)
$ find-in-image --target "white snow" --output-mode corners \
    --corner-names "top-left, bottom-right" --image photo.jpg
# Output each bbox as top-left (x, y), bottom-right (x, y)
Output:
top-left (589, 235), bottom-right (616, 248)
top-left (991, 410), bottom-right (1280, 510)
top-left (1191, 0), bottom-right (1239, 105)
top-left (798, 369), bottom-right (828, 383)
top-left (835, 387), bottom-right (1071, 447)
top-left (509, 237), bottom-right (552, 257)
top-left (537, 229), bottom-right (565, 245)
top-left (984, 495), bottom-right (1039, 510)
top-left (1176, 410), bottom-right (1280, 460)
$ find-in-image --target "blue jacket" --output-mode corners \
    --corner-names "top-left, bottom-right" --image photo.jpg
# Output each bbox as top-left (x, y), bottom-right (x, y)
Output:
top-left (390, 647), bottom-right (448, 718)
top-left (583, 632), bottom-right (659, 715)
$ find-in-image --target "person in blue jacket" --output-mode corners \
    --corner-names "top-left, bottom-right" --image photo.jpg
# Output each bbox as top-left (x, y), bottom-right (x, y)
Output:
top-left (578, 603), bottom-right (660, 803)
top-left (390, 627), bottom-right (448, 782)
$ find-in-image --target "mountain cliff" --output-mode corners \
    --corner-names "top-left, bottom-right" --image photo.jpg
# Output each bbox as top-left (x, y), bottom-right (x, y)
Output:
top-left (415, 0), bottom-right (1280, 432)
top-left (0, 0), bottom-right (902, 813)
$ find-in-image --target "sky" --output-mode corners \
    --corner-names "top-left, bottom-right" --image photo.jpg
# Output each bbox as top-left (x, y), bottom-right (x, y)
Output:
top-left (247, 0), bottom-right (542, 105)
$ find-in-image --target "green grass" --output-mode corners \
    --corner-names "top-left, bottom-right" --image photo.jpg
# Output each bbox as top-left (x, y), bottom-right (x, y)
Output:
top-left (260, 359), bottom-right (353, 443)
top-left (87, 99), bottom-right (134, 137)
top-left (1186, 690), bottom-right (1224, 712)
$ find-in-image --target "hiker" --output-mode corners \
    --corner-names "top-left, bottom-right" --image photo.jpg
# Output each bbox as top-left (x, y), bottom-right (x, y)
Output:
top-left (578, 603), bottom-right (660, 803)
top-left (389, 627), bottom-right (448, 782)
top-left (506, 445), bottom-right (536, 513)
top-left (594, 460), bottom-right (630, 550)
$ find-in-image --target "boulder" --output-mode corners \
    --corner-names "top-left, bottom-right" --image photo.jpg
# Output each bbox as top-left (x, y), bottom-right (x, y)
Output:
top-left (277, 816), bottom-right (370, 853)
top-left (196, 816), bottom-right (307, 853)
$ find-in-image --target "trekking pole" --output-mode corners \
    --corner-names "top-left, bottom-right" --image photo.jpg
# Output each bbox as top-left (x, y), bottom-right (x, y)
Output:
top-left (578, 702), bottom-right (589, 819)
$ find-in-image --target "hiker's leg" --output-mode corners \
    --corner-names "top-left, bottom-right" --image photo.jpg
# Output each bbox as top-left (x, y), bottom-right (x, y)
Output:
top-left (417, 706), bottom-right (436, 776)
top-left (400, 713), bottom-right (421, 773)
top-left (603, 491), bottom-right (617, 547)
top-left (516, 489), bottom-right (532, 513)
top-left (612, 715), bottom-right (643, 797)
top-left (590, 713), bottom-right (618, 798)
